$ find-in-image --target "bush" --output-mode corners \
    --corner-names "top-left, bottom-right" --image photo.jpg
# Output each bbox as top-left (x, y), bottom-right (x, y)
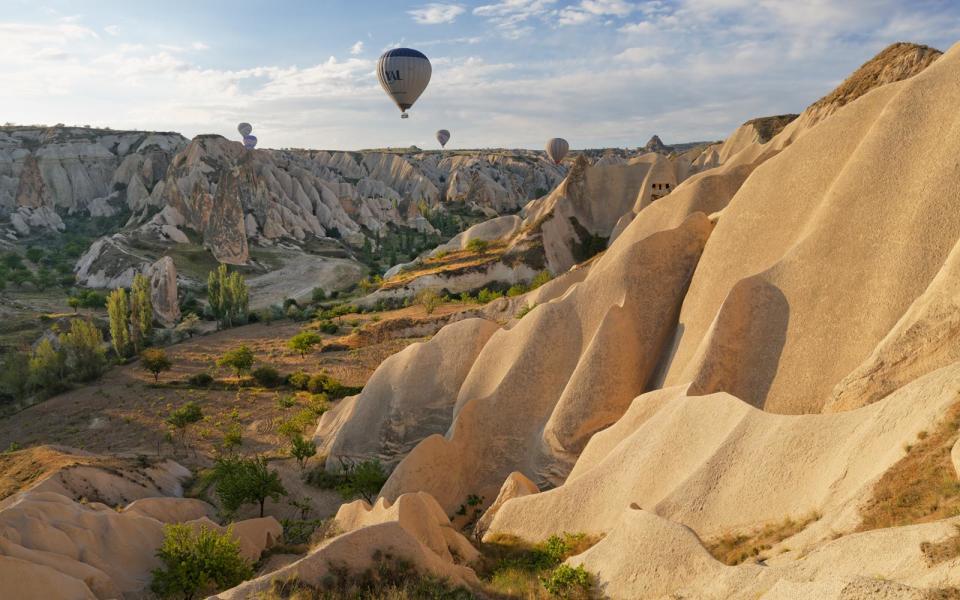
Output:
top-left (167, 402), bottom-right (203, 445)
top-left (287, 370), bottom-right (310, 390)
top-left (415, 289), bottom-right (443, 315)
top-left (507, 284), bottom-right (527, 297)
top-left (307, 458), bottom-right (387, 504)
top-left (317, 320), bottom-right (339, 335)
top-left (188, 372), bottom-right (214, 388)
top-left (466, 238), bottom-right (490, 254)
top-left (541, 564), bottom-right (592, 598)
top-left (150, 524), bottom-right (252, 599)
top-left (276, 393), bottom-right (296, 409)
top-left (59, 318), bottom-right (107, 382)
top-left (530, 270), bottom-right (553, 289)
top-left (515, 303), bottom-right (537, 320)
top-left (476, 288), bottom-right (503, 304)
top-left (251, 365), bottom-right (283, 388)
top-left (311, 287), bottom-right (327, 303)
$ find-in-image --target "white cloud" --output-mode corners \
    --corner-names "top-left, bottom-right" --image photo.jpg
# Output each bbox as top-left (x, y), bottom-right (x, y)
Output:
top-left (409, 3), bottom-right (465, 25)
top-left (614, 46), bottom-right (662, 63)
top-left (191, 41), bottom-right (209, 51)
top-left (104, 24), bottom-right (120, 36)
top-left (473, 0), bottom-right (556, 35)
top-left (580, 0), bottom-right (635, 17)
top-left (350, 40), bottom-right (364, 55)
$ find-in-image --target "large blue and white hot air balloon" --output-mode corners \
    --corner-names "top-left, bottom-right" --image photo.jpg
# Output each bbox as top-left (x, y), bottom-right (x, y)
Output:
top-left (377, 48), bottom-right (432, 119)
top-left (238, 122), bottom-right (253, 137)
top-left (436, 129), bottom-right (450, 148)
top-left (243, 135), bottom-right (258, 150)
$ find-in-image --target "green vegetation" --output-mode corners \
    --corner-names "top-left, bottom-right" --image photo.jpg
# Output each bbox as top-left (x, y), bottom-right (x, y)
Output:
top-left (106, 274), bottom-right (153, 358)
top-left (287, 331), bottom-right (323, 358)
top-left (289, 434), bottom-right (317, 470)
top-left (210, 455), bottom-right (287, 518)
top-left (206, 264), bottom-right (249, 328)
top-left (515, 303), bottom-right (537, 320)
top-left (479, 532), bottom-right (599, 599)
top-left (67, 289), bottom-right (106, 313)
top-left (466, 238), bottom-right (490, 254)
top-left (107, 288), bottom-right (131, 357)
top-left (59, 318), bottom-right (108, 382)
top-left (259, 553), bottom-right (472, 600)
top-left (306, 458), bottom-right (388, 504)
top-left (217, 345), bottom-right (255, 379)
top-left (415, 288), bottom-right (443, 314)
top-left (141, 348), bottom-right (172, 382)
top-left (150, 523), bottom-right (252, 600)
top-left (167, 402), bottom-right (203, 447)
top-left (251, 365), bottom-right (283, 388)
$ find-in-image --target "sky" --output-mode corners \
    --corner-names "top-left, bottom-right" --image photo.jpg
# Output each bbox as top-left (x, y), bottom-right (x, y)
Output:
top-left (2, 0), bottom-right (959, 150)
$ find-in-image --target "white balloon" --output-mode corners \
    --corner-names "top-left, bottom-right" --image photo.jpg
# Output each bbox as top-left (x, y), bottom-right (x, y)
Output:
top-left (377, 48), bottom-right (432, 118)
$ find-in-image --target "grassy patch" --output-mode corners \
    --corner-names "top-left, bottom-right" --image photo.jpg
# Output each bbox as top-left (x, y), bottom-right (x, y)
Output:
top-left (921, 525), bottom-right (960, 566)
top-left (476, 532), bottom-right (600, 599)
top-left (858, 402), bottom-right (960, 532)
top-left (704, 513), bottom-right (820, 565)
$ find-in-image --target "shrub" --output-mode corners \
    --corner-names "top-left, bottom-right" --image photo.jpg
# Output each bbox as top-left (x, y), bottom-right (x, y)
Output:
top-left (530, 270), bottom-right (553, 289)
top-left (287, 370), bottom-right (310, 390)
top-left (307, 458), bottom-right (387, 504)
top-left (306, 373), bottom-right (334, 395)
top-left (290, 434), bottom-right (317, 470)
top-left (541, 564), bottom-right (592, 598)
top-left (221, 424), bottom-right (243, 453)
top-left (141, 348), bottom-right (172, 382)
top-left (211, 455), bottom-right (287, 518)
top-left (276, 393), bottom-right (296, 409)
top-left (277, 408), bottom-right (317, 440)
top-left (466, 238), bottom-right (490, 254)
top-left (59, 318), bottom-right (107, 382)
top-left (217, 345), bottom-right (255, 378)
top-left (476, 288), bottom-right (503, 304)
top-left (150, 524), bottom-right (252, 599)
top-left (311, 287), bottom-right (327, 303)
top-left (415, 289), bottom-right (443, 315)
top-left (188, 372), bottom-right (214, 388)
top-left (317, 320), bottom-right (339, 335)
top-left (251, 365), bottom-right (283, 388)
top-left (288, 331), bottom-right (323, 358)
top-left (515, 303), bottom-right (537, 320)
top-left (506, 284), bottom-right (527, 297)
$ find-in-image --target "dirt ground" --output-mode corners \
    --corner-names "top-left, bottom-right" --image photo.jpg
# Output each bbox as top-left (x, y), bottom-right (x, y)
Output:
top-left (0, 303), bottom-right (473, 489)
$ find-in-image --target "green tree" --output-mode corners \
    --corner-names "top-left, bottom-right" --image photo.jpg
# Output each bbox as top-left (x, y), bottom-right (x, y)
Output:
top-left (167, 402), bottom-right (203, 447)
top-left (207, 265), bottom-right (249, 328)
top-left (59, 319), bottom-right (107, 382)
top-left (150, 523), bottom-right (252, 600)
top-left (130, 273), bottom-right (153, 352)
top-left (141, 348), bottom-right (172, 382)
top-left (107, 287), bottom-right (131, 357)
top-left (0, 351), bottom-right (31, 401)
top-left (212, 455), bottom-right (287, 517)
top-left (330, 459), bottom-right (388, 504)
top-left (29, 338), bottom-right (65, 391)
top-left (175, 313), bottom-right (200, 338)
top-left (287, 331), bottom-right (323, 358)
top-left (289, 434), bottom-right (317, 471)
top-left (217, 345), bottom-right (255, 379)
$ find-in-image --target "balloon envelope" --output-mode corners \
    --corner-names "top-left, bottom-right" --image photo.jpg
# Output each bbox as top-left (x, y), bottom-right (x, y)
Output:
top-left (238, 122), bottom-right (253, 137)
top-left (243, 135), bottom-right (257, 150)
top-left (377, 48), bottom-right (432, 117)
top-left (546, 138), bottom-right (569, 164)
top-left (436, 129), bottom-right (450, 148)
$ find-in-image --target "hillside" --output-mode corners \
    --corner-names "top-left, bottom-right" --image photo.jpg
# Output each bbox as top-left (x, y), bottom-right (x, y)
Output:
top-left (1, 40), bottom-right (959, 600)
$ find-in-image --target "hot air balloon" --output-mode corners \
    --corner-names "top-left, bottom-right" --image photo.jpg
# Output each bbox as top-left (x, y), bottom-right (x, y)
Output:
top-left (377, 48), bottom-right (431, 119)
top-left (546, 138), bottom-right (569, 165)
top-left (436, 129), bottom-right (450, 148)
top-left (243, 135), bottom-right (257, 150)
top-left (238, 122), bottom-right (253, 137)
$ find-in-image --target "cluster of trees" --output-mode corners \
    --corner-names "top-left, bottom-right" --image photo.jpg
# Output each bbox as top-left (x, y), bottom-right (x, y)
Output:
top-left (107, 273), bottom-right (153, 358)
top-left (1, 318), bottom-right (108, 400)
top-left (207, 264), bottom-right (249, 328)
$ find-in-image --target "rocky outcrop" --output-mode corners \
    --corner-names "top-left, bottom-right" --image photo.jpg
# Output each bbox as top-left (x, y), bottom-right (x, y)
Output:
top-left (144, 256), bottom-right (180, 326)
top-left (643, 134), bottom-right (668, 154)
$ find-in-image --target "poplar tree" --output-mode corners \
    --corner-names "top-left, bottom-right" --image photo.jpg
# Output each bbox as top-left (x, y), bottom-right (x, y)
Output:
top-left (107, 288), bottom-right (131, 357)
top-left (130, 273), bottom-right (153, 351)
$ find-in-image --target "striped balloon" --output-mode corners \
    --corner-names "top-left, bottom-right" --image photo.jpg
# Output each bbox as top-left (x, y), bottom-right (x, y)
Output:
top-left (237, 122), bottom-right (252, 137)
top-left (377, 48), bottom-right (432, 119)
top-left (546, 138), bottom-right (569, 164)
top-left (436, 129), bottom-right (450, 148)
top-left (243, 135), bottom-right (257, 150)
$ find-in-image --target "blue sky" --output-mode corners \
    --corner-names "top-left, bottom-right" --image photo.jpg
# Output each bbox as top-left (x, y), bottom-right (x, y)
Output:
top-left (2, 1), bottom-right (959, 150)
